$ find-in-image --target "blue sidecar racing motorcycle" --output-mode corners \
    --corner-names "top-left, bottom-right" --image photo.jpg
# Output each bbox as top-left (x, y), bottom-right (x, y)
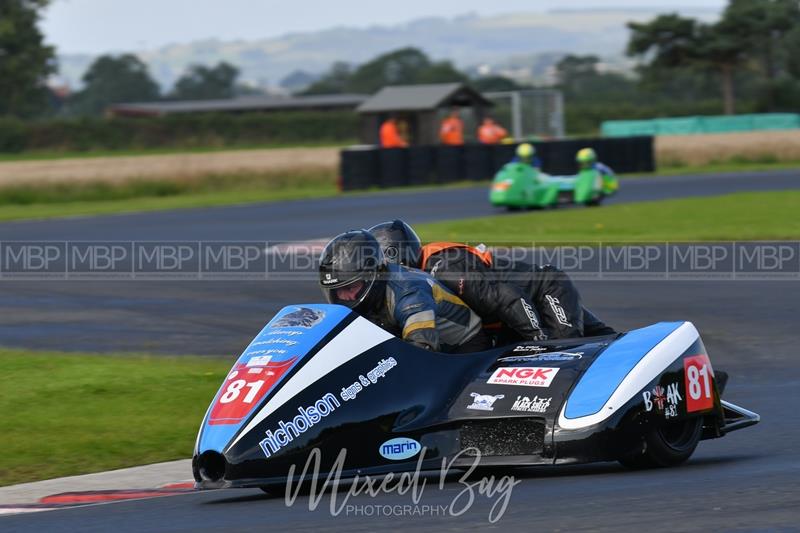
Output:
top-left (193, 304), bottom-right (759, 489)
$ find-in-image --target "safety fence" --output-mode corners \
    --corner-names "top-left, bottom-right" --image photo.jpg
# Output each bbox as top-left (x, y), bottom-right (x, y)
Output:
top-left (602, 114), bottom-right (800, 137)
top-left (339, 136), bottom-right (654, 191)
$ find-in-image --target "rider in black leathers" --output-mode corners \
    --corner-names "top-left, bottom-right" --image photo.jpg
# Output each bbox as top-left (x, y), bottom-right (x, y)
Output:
top-left (367, 220), bottom-right (616, 343)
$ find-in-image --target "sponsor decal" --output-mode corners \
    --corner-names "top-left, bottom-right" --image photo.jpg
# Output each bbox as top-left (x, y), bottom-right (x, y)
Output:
top-left (545, 295), bottom-right (572, 327)
top-left (340, 357), bottom-right (398, 402)
top-left (379, 437), bottom-right (421, 461)
top-left (500, 352), bottom-right (583, 363)
top-left (520, 299), bottom-right (540, 330)
top-left (258, 392), bottom-right (341, 457)
top-left (246, 348), bottom-right (286, 356)
top-left (488, 367), bottom-right (559, 388)
top-left (512, 345), bottom-right (548, 353)
top-left (271, 307), bottom-right (325, 329)
top-left (510, 395), bottom-right (552, 413)
top-left (642, 382), bottom-right (682, 419)
top-left (249, 338), bottom-right (299, 347)
top-left (258, 357), bottom-right (399, 458)
top-left (263, 329), bottom-right (303, 337)
top-left (467, 393), bottom-right (505, 411)
top-left (684, 354), bottom-right (715, 412)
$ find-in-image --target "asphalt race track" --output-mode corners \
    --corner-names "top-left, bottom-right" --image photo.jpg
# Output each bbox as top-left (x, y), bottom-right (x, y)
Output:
top-left (2, 169), bottom-right (800, 531)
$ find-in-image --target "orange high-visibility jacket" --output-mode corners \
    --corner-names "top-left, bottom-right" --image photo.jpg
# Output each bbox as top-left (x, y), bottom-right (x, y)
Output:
top-left (478, 123), bottom-right (508, 144)
top-left (439, 117), bottom-right (464, 145)
top-left (379, 120), bottom-right (407, 148)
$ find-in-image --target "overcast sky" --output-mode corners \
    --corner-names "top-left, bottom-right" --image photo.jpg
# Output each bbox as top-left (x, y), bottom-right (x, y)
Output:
top-left (42, 0), bottom-right (727, 55)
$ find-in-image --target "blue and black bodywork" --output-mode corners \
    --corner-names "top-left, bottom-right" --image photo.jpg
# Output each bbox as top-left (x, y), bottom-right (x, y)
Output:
top-left (193, 304), bottom-right (759, 489)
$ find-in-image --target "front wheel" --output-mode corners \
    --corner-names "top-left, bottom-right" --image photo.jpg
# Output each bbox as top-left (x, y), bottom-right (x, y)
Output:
top-left (619, 416), bottom-right (703, 469)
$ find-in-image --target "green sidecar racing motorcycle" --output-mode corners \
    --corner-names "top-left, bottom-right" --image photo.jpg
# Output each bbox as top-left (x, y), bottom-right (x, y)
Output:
top-left (489, 162), bottom-right (619, 210)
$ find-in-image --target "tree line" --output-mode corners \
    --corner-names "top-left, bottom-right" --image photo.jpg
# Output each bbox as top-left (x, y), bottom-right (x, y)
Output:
top-left (627, 0), bottom-right (800, 114)
top-left (3, 0), bottom-right (800, 128)
top-left (67, 56), bottom-right (245, 115)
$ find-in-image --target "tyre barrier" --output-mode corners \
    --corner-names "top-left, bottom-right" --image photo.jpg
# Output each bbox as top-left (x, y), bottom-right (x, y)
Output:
top-left (340, 136), bottom-right (654, 191)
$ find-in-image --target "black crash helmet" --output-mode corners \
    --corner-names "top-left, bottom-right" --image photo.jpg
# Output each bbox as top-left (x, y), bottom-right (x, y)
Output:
top-left (318, 230), bottom-right (387, 313)
top-left (367, 219), bottom-right (422, 268)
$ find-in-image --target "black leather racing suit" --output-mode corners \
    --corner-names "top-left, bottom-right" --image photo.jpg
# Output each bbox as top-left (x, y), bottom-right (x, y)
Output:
top-left (420, 244), bottom-right (615, 341)
top-left (497, 257), bottom-right (616, 338)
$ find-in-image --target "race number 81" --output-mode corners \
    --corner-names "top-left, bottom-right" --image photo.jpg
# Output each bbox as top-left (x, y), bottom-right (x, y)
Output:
top-left (684, 354), bottom-right (714, 412)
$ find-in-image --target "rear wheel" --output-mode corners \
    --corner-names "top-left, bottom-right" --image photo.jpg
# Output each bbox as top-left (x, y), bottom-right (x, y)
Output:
top-left (620, 416), bottom-right (703, 469)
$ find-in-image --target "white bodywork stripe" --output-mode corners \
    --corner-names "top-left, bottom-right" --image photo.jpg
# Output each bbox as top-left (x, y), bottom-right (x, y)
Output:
top-left (227, 316), bottom-right (393, 449)
top-left (558, 322), bottom-right (700, 430)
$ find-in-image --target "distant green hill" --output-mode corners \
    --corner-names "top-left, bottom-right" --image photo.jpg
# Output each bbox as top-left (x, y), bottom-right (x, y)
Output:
top-left (56, 8), bottom-right (719, 92)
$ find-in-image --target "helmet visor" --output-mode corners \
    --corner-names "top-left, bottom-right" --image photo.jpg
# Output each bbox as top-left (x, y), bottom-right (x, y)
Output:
top-left (323, 274), bottom-right (376, 309)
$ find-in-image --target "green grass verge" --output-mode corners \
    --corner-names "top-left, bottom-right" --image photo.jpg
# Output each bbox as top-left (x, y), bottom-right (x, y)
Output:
top-left (415, 191), bottom-right (800, 244)
top-left (0, 349), bottom-right (230, 486)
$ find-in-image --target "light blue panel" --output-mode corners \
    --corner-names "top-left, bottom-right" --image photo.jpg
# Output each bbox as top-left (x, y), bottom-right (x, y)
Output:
top-left (564, 322), bottom-right (685, 419)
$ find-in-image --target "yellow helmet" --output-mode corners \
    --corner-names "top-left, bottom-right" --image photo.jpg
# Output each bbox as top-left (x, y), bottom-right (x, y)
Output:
top-left (516, 143), bottom-right (535, 160)
top-left (576, 148), bottom-right (597, 164)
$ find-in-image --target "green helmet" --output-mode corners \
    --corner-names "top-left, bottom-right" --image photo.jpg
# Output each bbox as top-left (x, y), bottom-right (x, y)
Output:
top-left (576, 148), bottom-right (597, 165)
top-left (516, 143), bottom-right (535, 160)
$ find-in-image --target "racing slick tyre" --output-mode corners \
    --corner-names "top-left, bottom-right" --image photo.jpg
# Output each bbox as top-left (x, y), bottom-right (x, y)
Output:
top-left (619, 416), bottom-right (703, 469)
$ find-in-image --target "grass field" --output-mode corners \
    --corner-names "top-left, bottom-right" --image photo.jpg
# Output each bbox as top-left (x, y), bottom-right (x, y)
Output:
top-left (415, 191), bottom-right (800, 244)
top-left (656, 130), bottom-right (800, 167)
top-left (0, 146), bottom-right (340, 188)
top-left (0, 141), bottom-right (352, 163)
top-left (0, 349), bottom-right (230, 487)
top-left (0, 169), bottom-right (338, 222)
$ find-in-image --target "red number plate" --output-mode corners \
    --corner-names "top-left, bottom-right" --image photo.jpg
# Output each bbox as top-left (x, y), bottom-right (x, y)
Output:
top-left (208, 357), bottom-right (296, 425)
top-left (684, 354), bottom-right (714, 413)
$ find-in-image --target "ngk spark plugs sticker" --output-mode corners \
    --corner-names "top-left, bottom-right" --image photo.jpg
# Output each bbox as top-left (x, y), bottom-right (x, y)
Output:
top-left (487, 367), bottom-right (559, 387)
